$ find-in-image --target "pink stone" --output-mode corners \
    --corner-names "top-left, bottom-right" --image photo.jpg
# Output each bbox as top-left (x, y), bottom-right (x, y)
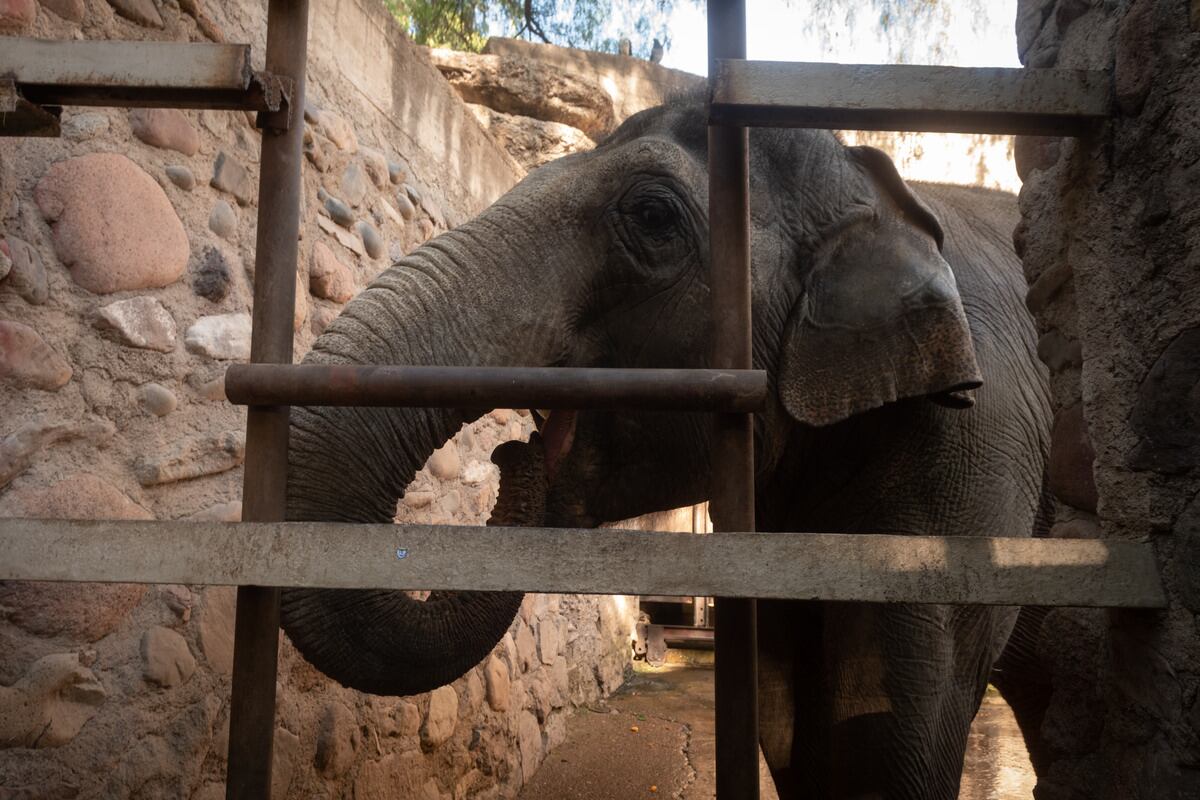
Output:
top-left (0, 474), bottom-right (151, 641)
top-left (309, 241), bottom-right (356, 303)
top-left (0, 0), bottom-right (36, 32)
top-left (106, 0), bottom-right (161, 28)
top-left (37, 0), bottom-right (84, 23)
top-left (129, 108), bottom-right (200, 156)
top-left (35, 153), bottom-right (188, 294)
top-left (0, 320), bottom-right (71, 391)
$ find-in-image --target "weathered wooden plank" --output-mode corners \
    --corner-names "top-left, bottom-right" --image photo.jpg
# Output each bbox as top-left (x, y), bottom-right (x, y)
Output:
top-left (0, 519), bottom-right (1166, 608)
top-left (0, 38), bottom-right (288, 113)
top-left (710, 60), bottom-right (1112, 135)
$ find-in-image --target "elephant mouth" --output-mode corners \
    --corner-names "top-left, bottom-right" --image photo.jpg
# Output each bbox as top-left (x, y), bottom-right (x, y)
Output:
top-left (486, 408), bottom-right (585, 530)
top-left (488, 429), bottom-right (551, 527)
top-left (529, 409), bottom-right (578, 481)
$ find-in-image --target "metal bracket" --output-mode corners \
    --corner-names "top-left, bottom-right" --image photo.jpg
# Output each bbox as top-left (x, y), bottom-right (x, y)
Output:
top-left (0, 80), bottom-right (62, 138)
top-left (251, 70), bottom-right (294, 133)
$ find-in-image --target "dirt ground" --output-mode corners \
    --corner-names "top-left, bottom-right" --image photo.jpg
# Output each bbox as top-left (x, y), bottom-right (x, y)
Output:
top-left (518, 656), bottom-right (1035, 800)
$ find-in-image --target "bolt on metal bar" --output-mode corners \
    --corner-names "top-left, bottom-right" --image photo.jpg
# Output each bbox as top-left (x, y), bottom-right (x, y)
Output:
top-left (224, 364), bottom-right (768, 412)
top-left (707, 0), bottom-right (759, 798)
top-left (224, 1), bottom-right (308, 798)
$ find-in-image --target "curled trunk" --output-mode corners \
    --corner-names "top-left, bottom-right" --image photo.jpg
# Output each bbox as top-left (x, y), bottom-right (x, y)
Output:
top-left (278, 230), bottom-right (557, 696)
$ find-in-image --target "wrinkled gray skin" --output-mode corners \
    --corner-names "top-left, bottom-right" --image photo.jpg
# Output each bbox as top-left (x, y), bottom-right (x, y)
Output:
top-left (281, 98), bottom-right (1050, 799)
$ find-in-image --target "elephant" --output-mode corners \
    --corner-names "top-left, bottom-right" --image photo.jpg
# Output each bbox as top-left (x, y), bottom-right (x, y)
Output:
top-left (279, 95), bottom-right (1051, 799)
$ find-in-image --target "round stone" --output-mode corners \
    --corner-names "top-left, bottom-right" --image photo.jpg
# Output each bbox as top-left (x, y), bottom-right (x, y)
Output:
top-left (208, 200), bottom-right (237, 240)
top-left (309, 242), bottom-right (355, 303)
top-left (324, 196), bottom-right (355, 228)
top-left (0, 320), bottom-right (71, 390)
top-left (141, 626), bottom-right (196, 687)
top-left (165, 165), bottom-right (196, 191)
top-left (340, 162), bottom-right (368, 207)
top-left (37, 0), bottom-right (85, 23)
top-left (129, 108), bottom-right (199, 156)
top-left (0, 0), bottom-right (36, 32)
top-left (2, 235), bottom-right (49, 305)
top-left (427, 443), bottom-right (461, 481)
top-left (356, 221), bottom-right (385, 260)
top-left (358, 148), bottom-right (390, 190)
top-left (108, 0), bottom-right (163, 28)
top-left (393, 192), bottom-right (416, 221)
top-left (420, 685), bottom-right (458, 747)
top-left (34, 153), bottom-right (188, 294)
top-left (319, 111), bottom-right (358, 152)
top-left (388, 160), bottom-right (407, 185)
top-left (141, 382), bottom-right (178, 416)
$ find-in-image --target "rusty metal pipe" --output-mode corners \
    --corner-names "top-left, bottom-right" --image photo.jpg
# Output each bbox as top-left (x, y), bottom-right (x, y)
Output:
top-left (224, 364), bottom-right (768, 413)
top-left (225, 0), bottom-right (308, 798)
top-left (708, 0), bottom-right (759, 798)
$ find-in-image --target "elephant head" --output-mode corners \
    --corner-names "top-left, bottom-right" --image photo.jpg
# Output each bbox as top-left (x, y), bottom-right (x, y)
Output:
top-left (280, 97), bottom-right (982, 696)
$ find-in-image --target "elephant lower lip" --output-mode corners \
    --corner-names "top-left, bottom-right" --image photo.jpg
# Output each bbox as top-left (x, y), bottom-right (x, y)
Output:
top-left (541, 410), bottom-right (577, 480)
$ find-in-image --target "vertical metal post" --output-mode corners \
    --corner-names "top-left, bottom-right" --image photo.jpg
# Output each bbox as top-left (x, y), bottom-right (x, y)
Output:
top-left (225, 1), bottom-right (308, 797)
top-left (707, 1), bottom-right (758, 798)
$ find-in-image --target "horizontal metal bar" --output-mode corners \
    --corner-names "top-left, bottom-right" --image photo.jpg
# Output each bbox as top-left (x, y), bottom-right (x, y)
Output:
top-left (710, 60), bottom-right (1112, 135)
top-left (224, 364), bottom-right (768, 412)
top-left (2, 38), bottom-right (289, 114)
top-left (661, 626), bottom-right (715, 648)
top-left (0, 519), bottom-right (1166, 608)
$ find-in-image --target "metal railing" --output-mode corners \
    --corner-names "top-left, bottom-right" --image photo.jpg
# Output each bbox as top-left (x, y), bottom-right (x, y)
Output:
top-left (0, 2), bottom-right (1153, 798)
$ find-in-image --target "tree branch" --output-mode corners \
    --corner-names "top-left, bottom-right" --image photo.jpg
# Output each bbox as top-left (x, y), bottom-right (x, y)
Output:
top-left (523, 0), bottom-right (551, 43)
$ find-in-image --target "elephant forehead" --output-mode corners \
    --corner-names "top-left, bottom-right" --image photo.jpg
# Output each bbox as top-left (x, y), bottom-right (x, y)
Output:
top-left (597, 136), bottom-right (702, 181)
top-left (510, 136), bottom-right (703, 212)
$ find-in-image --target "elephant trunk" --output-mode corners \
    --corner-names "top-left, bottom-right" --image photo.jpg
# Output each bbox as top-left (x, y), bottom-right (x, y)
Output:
top-left (280, 219), bottom-right (560, 696)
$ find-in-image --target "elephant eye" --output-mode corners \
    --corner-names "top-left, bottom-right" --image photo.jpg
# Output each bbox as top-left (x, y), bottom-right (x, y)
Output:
top-left (633, 198), bottom-right (675, 230)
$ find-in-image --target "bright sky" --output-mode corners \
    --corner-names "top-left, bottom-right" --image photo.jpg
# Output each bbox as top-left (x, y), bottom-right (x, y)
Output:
top-left (654, 0), bottom-right (1020, 75)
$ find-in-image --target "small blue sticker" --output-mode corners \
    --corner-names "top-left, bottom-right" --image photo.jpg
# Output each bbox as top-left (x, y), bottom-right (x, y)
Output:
top-left (395, 548), bottom-right (409, 560)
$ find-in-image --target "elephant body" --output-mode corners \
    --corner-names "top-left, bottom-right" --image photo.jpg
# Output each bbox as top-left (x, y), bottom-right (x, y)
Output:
top-left (280, 98), bottom-right (1050, 799)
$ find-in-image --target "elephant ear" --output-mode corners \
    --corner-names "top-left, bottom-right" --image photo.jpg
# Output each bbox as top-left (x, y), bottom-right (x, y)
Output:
top-left (777, 146), bottom-right (983, 427)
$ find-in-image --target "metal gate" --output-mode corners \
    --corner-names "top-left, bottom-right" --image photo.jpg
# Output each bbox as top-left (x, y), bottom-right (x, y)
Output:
top-left (0, 2), bottom-right (1163, 798)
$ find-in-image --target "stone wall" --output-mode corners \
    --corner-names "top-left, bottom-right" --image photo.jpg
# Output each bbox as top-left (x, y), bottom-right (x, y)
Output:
top-left (1013, 1), bottom-right (1200, 797)
top-left (0, 1), bottom-right (636, 798)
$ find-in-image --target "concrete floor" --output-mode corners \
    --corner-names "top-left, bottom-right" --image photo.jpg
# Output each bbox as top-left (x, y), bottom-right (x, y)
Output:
top-left (518, 656), bottom-right (776, 800)
top-left (519, 657), bottom-right (1035, 800)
